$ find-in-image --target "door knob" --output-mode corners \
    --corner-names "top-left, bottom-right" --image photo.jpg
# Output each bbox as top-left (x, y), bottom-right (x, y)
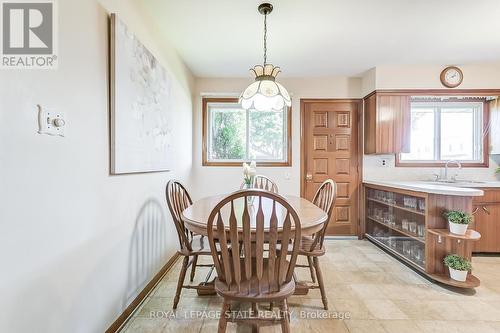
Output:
top-left (306, 172), bottom-right (313, 181)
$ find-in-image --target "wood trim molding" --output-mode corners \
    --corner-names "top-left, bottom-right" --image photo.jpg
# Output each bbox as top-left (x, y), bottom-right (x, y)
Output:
top-left (395, 99), bottom-right (490, 168)
top-left (105, 253), bottom-right (180, 333)
top-left (363, 89), bottom-right (500, 100)
top-left (201, 97), bottom-right (292, 167)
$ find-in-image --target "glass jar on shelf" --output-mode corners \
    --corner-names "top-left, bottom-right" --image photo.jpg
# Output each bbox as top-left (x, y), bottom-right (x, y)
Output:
top-left (418, 199), bottom-right (426, 212)
top-left (402, 219), bottom-right (409, 231)
top-left (417, 224), bottom-right (425, 238)
top-left (409, 221), bottom-right (417, 234)
top-left (403, 241), bottom-right (411, 257)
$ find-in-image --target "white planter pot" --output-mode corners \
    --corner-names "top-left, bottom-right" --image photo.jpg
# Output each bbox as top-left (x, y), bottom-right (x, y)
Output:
top-left (448, 220), bottom-right (468, 235)
top-left (449, 267), bottom-right (468, 282)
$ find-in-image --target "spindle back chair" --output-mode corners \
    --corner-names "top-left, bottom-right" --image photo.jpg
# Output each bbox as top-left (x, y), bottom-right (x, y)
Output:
top-left (207, 189), bottom-right (301, 332)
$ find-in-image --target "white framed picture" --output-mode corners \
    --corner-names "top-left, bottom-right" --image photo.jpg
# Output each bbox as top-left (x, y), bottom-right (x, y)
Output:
top-left (109, 13), bottom-right (172, 174)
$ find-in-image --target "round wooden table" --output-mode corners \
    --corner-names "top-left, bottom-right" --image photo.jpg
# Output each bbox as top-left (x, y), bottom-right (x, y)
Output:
top-left (181, 194), bottom-right (327, 236)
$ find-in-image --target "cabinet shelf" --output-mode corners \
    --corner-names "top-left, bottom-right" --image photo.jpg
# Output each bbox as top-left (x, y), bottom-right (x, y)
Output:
top-left (428, 273), bottom-right (480, 288)
top-left (365, 234), bottom-right (425, 270)
top-left (367, 197), bottom-right (425, 216)
top-left (368, 216), bottom-right (425, 243)
top-left (428, 229), bottom-right (481, 241)
top-left (364, 183), bottom-right (481, 289)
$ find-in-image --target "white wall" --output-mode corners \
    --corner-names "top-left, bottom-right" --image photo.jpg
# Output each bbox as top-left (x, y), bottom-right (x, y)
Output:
top-left (191, 77), bottom-right (361, 199)
top-left (192, 63), bottom-right (500, 194)
top-left (363, 63), bottom-right (500, 182)
top-left (375, 63), bottom-right (500, 90)
top-left (0, 1), bottom-right (193, 332)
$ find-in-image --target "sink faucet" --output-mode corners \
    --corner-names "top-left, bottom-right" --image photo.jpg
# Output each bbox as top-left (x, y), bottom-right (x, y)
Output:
top-left (444, 160), bottom-right (462, 181)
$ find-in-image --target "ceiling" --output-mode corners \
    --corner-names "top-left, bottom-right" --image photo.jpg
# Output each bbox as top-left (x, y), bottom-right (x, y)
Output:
top-left (141, 0), bottom-right (500, 78)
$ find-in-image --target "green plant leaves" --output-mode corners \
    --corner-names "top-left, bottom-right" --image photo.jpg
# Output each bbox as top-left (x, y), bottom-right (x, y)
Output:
top-left (443, 254), bottom-right (472, 271)
top-left (442, 210), bottom-right (472, 225)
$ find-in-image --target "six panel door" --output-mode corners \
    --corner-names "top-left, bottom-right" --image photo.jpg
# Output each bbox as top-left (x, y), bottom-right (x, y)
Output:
top-left (302, 100), bottom-right (360, 236)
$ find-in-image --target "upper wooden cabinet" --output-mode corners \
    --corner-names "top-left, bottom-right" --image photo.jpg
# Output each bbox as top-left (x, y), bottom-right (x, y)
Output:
top-left (364, 92), bottom-right (411, 154)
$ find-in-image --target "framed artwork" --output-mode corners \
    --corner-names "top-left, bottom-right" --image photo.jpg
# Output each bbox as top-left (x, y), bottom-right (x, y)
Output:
top-left (109, 13), bottom-right (172, 174)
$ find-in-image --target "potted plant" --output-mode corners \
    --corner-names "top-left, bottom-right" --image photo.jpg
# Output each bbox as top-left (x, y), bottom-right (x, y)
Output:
top-left (443, 254), bottom-right (472, 282)
top-left (443, 210), bottom-right (471, 235)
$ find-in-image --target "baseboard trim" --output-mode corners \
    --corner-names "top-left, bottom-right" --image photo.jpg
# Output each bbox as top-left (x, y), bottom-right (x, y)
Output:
top-left (105, 253), bottom-right (180, 333)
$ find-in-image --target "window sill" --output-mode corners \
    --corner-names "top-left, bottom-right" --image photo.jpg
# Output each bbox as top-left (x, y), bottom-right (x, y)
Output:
top-left (395, 161), bottom-right (489, 168)
top-left (202, 161), bottom-right (292, 167)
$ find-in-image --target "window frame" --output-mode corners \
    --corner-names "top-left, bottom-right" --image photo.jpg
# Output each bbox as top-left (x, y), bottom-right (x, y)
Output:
top-left (396, 99), bottom-right (489, 168)
top-left (202, 97), bottom-right (292, 167)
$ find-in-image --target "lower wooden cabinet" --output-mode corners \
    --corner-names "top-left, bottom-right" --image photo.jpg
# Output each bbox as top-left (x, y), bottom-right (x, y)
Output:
top-left (364, 183), bottom-right (480, 288)
top-left (472, 190), bottom-right (500, 253)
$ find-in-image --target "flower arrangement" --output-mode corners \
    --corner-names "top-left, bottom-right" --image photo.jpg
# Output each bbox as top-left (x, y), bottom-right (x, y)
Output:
top-left (243, 161), bottom-right (257, 187)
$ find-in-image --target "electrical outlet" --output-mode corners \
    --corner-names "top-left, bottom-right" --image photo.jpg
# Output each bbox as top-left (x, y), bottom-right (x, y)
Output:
top-left (380, 158), bottom-right (389, 167)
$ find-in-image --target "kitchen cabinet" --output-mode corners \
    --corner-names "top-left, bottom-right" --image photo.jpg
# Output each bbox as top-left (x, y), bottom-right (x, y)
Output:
top-left (472, 189), bottom-right (500, 253)
top-left (489, 99), bottom-right (500, 154)
top-left (364, 182), bottom-right (481, 288)
top-left (364, 92), bottom-right (411, 154)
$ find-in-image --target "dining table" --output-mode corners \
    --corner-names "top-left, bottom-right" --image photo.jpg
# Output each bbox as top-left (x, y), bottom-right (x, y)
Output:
top-left (181, 193), bottom-right (328, 295)
top-left (181, 194), bottom-right (328, 236)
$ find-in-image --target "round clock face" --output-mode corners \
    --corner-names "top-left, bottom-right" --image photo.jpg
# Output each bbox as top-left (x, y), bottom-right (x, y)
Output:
top-left (441, 67), bottom-right (463, 88)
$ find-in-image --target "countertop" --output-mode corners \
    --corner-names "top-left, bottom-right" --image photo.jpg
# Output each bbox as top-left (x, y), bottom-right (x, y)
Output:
top-left (364, 180), bottom-right (485, 196)
top-left (446, 181), bottom-right (500, 188)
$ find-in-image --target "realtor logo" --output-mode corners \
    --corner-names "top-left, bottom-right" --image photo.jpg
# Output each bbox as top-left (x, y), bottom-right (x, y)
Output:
top-left (1, 0), bottom-right (57, 69)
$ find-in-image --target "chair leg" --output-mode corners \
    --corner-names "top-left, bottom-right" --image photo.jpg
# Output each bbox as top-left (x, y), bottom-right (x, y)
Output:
top-left (307, 256), bottom-right (316, 283)
top-left (313, 257), bottom-right (328, 310)
top-left (190, 254), bottom-right (198, 282)
top-left (173, 256), bottom-right (189, 309)
top-left (251, 303), bottom-right (258, 333)
top-left (280, 299), bottom-right (290, 333)
top-left (218, 299), bottom-right (230, 333)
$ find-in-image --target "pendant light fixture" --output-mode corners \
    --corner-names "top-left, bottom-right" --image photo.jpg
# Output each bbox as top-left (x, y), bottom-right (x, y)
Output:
top-left (239, 3), bottom-right (291, 112)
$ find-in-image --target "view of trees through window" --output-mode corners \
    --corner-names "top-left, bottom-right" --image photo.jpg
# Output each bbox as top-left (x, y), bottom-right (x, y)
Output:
top-left (208, 102), bottom-right (287, 162)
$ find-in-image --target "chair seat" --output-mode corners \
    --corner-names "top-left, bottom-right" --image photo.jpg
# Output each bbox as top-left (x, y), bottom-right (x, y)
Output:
top-left (178, 235), bottom-right (212, 256)
top-left (214, 258), bottom-right (296, 302)
top-left (298, 236), bottom-right (326, 256)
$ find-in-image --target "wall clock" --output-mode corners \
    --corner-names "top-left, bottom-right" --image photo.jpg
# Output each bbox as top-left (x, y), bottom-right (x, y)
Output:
top-left (440, 66), bottom-right (463, 88)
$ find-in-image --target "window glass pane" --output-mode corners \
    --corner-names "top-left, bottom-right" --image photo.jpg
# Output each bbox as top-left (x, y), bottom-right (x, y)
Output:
top-left (440, 108), bottom-right (474, 161)
top-left (400, 108), bottom-right (435, 160)
top-left (209, 106), bottom-right (246, 160)
top-left (248, 110), bottom-right (284, 160)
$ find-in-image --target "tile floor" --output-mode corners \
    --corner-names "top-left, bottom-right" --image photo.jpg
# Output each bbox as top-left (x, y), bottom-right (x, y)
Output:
top-left (120, 240), bottom-right (500, 333)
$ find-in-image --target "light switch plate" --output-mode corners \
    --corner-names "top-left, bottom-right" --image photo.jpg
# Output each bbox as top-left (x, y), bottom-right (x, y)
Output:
top-left (37, 105), bottom-right (65, 137)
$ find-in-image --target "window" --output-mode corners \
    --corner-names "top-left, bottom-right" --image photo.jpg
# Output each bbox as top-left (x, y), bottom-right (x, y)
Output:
top-left (397, 99), bottom-right (487, 167)
top-left (202, 97), bottom-right (291, 166)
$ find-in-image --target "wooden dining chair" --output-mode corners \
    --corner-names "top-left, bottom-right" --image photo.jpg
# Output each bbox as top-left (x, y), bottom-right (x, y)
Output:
top-left (240, 175), bottom-right (279, 193)
top-left (296, 179), bottom-right (336, 310)
top-left (166, 180), bottom-right (213, 309)
top-left (207, 189), bottom-right (301, 333)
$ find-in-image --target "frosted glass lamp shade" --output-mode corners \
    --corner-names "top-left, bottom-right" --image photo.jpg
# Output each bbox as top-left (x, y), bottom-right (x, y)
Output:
top-left (239, 64), bottom-right (291, 111)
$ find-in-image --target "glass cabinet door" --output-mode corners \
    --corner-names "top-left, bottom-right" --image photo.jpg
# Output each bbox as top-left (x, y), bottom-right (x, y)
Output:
top-left (366, 188), bottom-right (426, 269)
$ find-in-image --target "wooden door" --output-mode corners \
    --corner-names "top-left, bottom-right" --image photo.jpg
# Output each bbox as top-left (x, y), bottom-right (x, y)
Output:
top-left (301, 99), bottom-right (360, 236)
top-left (472, 203), bottom-right (500, 253)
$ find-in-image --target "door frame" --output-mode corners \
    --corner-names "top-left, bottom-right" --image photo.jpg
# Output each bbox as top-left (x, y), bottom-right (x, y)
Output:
top-left (300, 98), bottom-right (364, 238)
